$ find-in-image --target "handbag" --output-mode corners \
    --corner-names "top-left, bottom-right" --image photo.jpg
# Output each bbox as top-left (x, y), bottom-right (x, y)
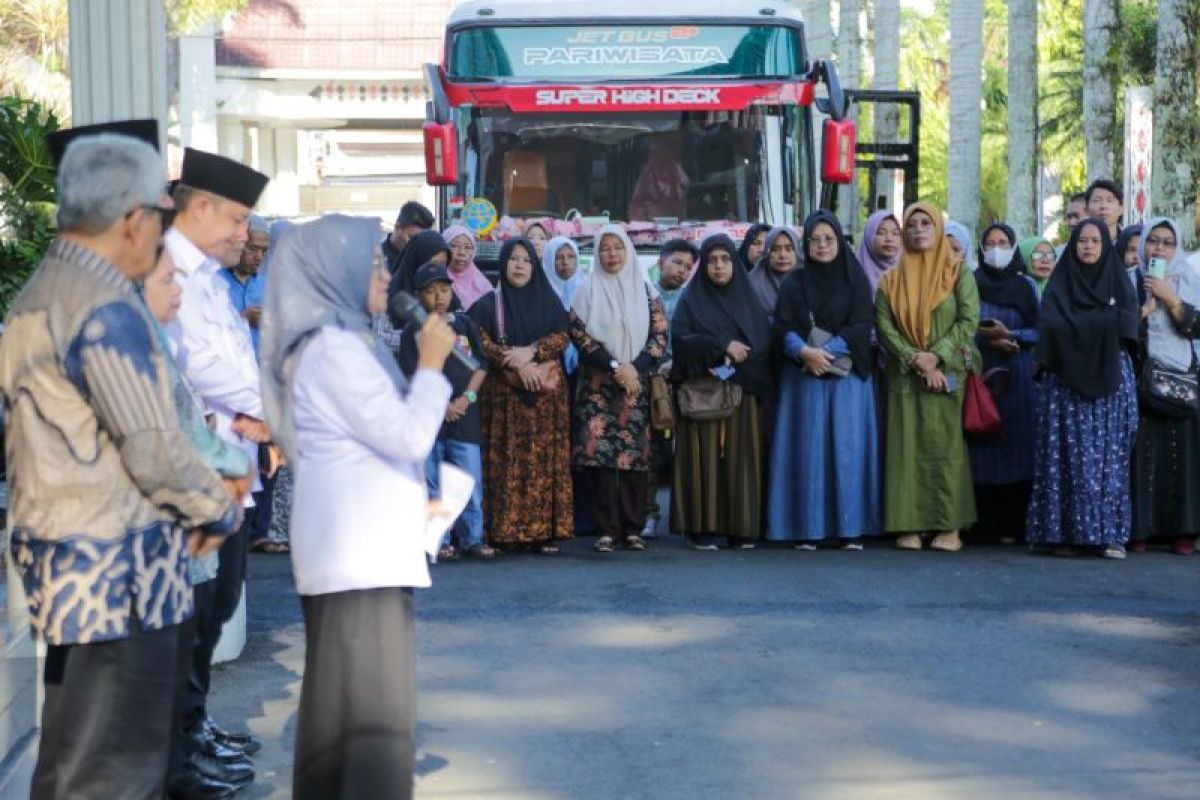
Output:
top-left (676, 374), bottom-right (743, 421)
top-left (1139, 357), bottom-right (1200, 418)
top-left (806, 315), bottom-right (852, 378)
top-left (962, 347), bottom-right (1002, 437)
top-left (495, 287), bottom-right (562, 395)
top-left (649, 373), bottom-right (676, 431)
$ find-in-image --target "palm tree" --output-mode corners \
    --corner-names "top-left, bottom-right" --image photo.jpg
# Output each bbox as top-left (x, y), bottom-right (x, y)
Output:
top-left (947, 0), bottom-right (983, 233)
top-left (1006, 0), bottom-right (1038, 235)
top-left (1082, 0), bottom-right (1119, 181)
top-left (1151, 0), bottom-right (1198, 248)
top-left (872, 0), bottom-right (901, 212)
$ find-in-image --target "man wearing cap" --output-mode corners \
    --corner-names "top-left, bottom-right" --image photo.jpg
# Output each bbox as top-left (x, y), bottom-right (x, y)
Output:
top-left (397, 264), bottom-right (492, 560)
top-left (165, 147), bottom-right (270, 796)
top-left (382, 200), bottom-right (435, 274)
top-left (0, 124), bottom-right (245, 798)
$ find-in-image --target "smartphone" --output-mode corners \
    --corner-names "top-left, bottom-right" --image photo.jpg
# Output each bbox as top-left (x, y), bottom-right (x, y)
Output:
top-left (944, 374), bottom-right (959, 393)
top-left (1147, 257), bottom-right (1168, 280)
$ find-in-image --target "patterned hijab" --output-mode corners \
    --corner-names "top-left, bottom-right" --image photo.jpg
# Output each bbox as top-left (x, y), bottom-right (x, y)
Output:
top-left (260, 215), bottom-right (403, 463)
top-left (878, 202), bottom-right (962, 350)
top-left (572, 224), bottom-right (657, 363)
top-left (856, 210), bottom-right (902, 293)
top-left (442, 224), bottom-right (493, 312)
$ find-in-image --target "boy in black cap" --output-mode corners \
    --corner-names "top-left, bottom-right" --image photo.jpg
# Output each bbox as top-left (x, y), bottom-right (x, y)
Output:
top-left (383, 200), bottom-right (435, 274)
top-left (165, 147), bottom-right (270, 797)
top-left (398, 263), bottom-right (493, 559)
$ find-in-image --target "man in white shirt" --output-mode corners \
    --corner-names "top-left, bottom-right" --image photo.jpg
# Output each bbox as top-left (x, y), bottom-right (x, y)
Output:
top-left (165, 147), bottom-right (270, 799)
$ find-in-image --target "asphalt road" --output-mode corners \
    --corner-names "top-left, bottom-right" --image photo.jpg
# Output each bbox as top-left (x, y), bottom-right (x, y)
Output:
top-left (214, 536), bottom-right (1200, 800)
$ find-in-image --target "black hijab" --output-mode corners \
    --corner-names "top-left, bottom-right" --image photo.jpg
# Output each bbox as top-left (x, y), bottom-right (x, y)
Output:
top-left (670, 234), bottom-right (774, 397)
top-left (1036, 219), bottom-right (1139, 399)
top-left (468, 238), bottom-right (569, 347)
top-left (738, 223), bottom-right (771, 272)
top-left (773, 210), bottom-right (874, 379)
top-left (389, 230), bottom-right (451, 294)
top-left (974, 222), bottom-right (1039, 327)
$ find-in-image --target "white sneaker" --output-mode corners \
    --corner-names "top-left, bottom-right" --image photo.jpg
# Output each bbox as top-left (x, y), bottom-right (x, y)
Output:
top-left (794, 543), bottom-right (817, 551)
top-left (841, 541), bottom-right (864, 551)
top-left (1102, 544), bottom-right (1127, 560)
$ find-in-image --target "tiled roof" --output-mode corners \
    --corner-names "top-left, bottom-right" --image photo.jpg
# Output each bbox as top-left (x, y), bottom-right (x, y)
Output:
top-left (216, 0), bottom-right (455, 71)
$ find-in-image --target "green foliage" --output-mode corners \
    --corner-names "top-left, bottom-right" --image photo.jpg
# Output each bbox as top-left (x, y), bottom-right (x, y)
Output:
top-left (166, 0), bottom-right (250, 35)
top-left (0, 95), bottom-right (58, 314)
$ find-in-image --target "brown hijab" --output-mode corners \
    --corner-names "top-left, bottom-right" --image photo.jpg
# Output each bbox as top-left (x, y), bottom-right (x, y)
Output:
top-left (878, 202), bottom-right (961, 349)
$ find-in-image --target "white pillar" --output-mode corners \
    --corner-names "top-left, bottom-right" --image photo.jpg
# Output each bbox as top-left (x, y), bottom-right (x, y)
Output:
top-left (268, 127), bottom-right (302, 217)
top-left (178, 22), bottom-right (219, 151)
top-left (67, 0), bottom-right (168, 142)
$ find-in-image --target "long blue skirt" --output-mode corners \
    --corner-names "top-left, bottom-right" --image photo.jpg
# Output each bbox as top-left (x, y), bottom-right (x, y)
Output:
top-left (767, 362), bottom-right (881, 541)
top-left (1025, 356), bottom-right (1139, 546)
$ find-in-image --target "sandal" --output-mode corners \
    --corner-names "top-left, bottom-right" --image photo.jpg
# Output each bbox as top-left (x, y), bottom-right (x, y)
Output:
top-left (437, 544), bottom-right (459, 561)
top-left (624, 535), bottom-right (647, 551)
top-left (250, 539), bottom-right (290, 555)
top-left (538, 544), bottom-right (560, 556)
top-left (594, 536), bottom-right (615, 553)
top-left (463, 544), bottom-right (496, 560)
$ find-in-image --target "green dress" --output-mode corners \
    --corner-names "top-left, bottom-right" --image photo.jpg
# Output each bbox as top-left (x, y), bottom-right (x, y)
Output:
top-left (875, 271), bottom-right (980, 532)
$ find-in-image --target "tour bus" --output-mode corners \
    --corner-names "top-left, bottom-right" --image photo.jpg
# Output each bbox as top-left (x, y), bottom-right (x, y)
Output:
top-left (422, 0), bottom-right (859, 260)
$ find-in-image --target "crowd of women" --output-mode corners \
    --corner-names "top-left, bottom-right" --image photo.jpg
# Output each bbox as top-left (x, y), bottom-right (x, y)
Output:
top-left (384, 180), bottom-right (1200, 561)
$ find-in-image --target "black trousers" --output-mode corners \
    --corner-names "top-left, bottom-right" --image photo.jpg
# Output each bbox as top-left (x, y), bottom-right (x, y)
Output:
top-left (33, 618), bottom-right (183, 800)
top-left (182, 526), bottom-right (248, 732)
top-left (972, 481), bottom-right (1032, 544)
top-left (246, 471), bottom-right (276, 543)
top-left (590, 467), bottom-right (649, 540)
top-left (295, 588), bottom-right (416, 800)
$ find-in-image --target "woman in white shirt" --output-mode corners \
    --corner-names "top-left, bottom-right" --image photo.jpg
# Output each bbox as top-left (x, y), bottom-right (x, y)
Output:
top-left (260, 214), bottom-right (456, 800)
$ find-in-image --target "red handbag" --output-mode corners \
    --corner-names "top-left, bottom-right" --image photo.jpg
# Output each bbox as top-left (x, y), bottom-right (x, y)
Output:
top-left (962, 348), bottom-right (1002, 438)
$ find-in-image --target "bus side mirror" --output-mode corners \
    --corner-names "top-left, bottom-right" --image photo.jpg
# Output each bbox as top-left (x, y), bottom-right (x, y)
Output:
top-left (821, 118), bottom-right (856, 184)
top-left (423, 120), bottom-right (458, 186)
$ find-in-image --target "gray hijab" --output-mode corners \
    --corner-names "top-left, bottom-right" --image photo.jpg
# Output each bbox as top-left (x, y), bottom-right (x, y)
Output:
top-left (748, 226), bottom-right (800, 315)
top-left (260, 214), bottom-right (405, 462)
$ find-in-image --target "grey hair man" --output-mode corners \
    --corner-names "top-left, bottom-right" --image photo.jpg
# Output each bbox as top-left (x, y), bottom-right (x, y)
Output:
top-left (0, 125), bottom-right (244, 798)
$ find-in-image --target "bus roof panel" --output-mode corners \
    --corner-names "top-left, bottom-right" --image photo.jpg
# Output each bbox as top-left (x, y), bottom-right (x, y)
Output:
top-left (446, 0), bottom-right (806, 27)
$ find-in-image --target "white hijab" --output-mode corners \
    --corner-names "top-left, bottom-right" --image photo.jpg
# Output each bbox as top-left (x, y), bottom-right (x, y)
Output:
top-left (1142, 217), bottom-right (1200, 371)
top-left (571, 225), bottom-right (657, 363)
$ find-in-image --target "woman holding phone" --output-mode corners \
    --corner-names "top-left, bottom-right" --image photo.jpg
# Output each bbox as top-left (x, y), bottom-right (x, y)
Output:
top-left (875, 203), bottom-right (980, 552)
top-left (969, 223), bottom-right (1041, 544)
top-left (1131, 218), bottom-right (1200, 556)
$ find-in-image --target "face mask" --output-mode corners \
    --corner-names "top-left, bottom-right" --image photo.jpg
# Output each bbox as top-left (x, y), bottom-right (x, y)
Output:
top-left (983, 247), bottom-right (1014, 269)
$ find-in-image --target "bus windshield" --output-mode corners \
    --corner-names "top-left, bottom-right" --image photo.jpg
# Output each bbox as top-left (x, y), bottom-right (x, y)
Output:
top-left (457, 109), bottom-right (773, 224)
top-left (449, 24), bottom-right (806, 82)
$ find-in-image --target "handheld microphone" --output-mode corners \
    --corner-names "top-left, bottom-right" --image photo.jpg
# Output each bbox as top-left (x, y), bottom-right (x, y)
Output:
top-left (389, 291), bottom-right (481, 372)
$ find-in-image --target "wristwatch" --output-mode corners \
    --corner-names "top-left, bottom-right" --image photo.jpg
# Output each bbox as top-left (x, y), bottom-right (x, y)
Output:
top-left (609, 359), bottom-right (621, 373)
top-left (464, 390), bottom-right (478, 404)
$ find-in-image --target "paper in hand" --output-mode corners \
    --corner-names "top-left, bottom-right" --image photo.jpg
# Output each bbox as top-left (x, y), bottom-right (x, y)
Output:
top-left (425, 462), bottom-right (476, 562)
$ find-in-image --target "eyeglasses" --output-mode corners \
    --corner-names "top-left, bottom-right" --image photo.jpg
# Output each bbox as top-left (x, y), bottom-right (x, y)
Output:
top-left (1145, 235), bottom-right (1177, 248)
top-left (807, 236), bottom-right (837, 246)
top-left (1030, 252), bottom-right (1055, 263)
top-left (130, 204), bottom-right (177, 230)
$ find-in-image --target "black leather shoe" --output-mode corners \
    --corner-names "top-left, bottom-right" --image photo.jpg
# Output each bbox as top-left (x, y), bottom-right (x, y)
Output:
top-left (189, 751), bottom-right (255, 787)
top-left (187, 727), bottom-right (251, 764)
top-left (206, 716), bottom-right (263, 756)
top-left (166, 764), bottom-right (239, 800)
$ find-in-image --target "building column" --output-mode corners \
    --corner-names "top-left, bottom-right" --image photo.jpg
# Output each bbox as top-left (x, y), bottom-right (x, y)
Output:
top-left (178, 22), bottom-right (219, 151)
top-left (67, 0), bottom-right (168, 139)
